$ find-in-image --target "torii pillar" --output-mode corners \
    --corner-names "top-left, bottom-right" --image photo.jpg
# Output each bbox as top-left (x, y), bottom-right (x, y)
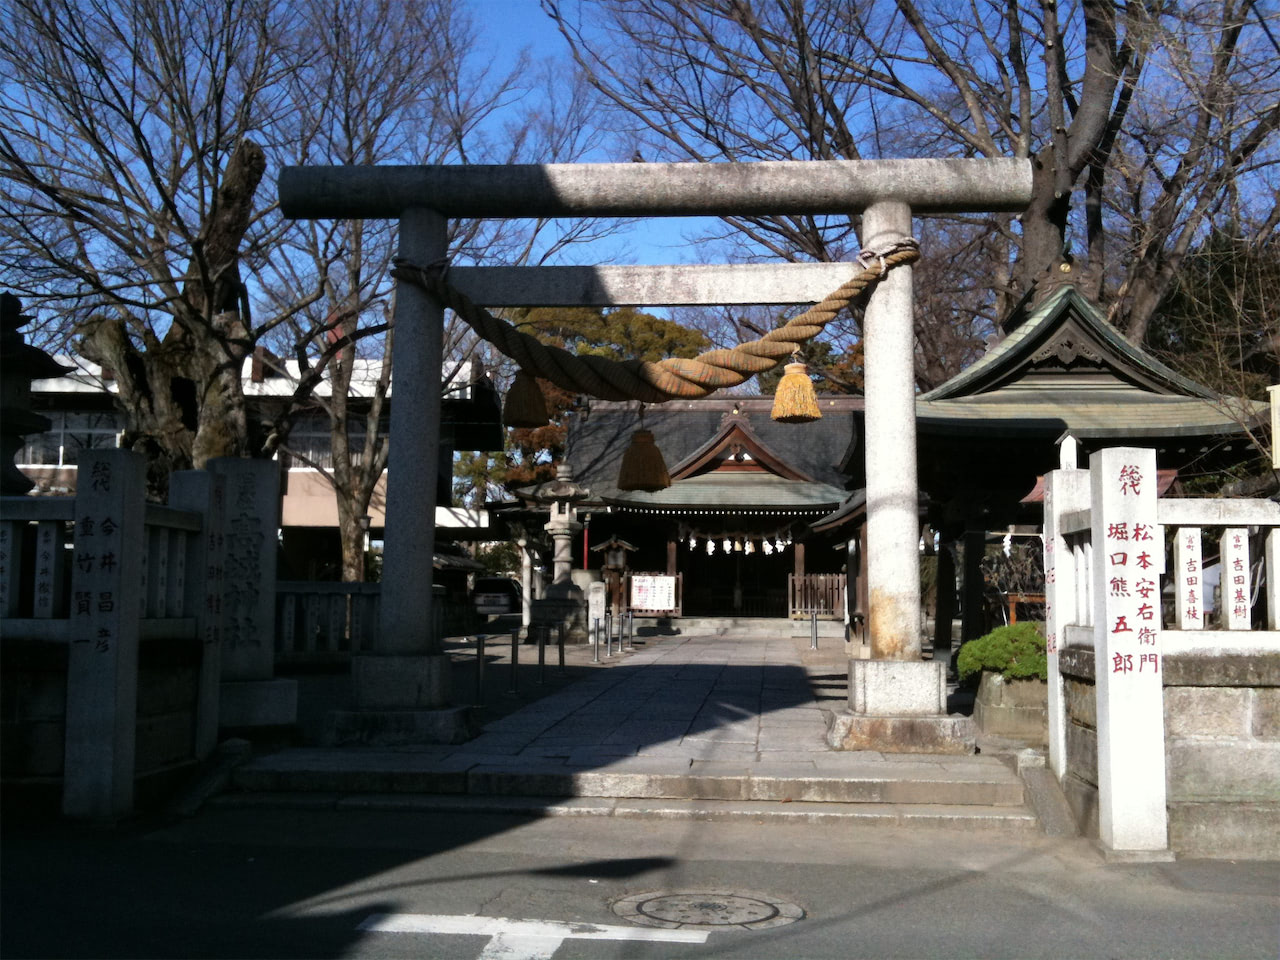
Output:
top-left (826, 200), bottom-right (973, 753)
top-left (279, 159), bottom-right (1031, 747)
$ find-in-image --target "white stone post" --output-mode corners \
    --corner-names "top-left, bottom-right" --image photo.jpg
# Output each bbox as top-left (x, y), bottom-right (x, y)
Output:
top-left (1043, 464), bottom-right (1088, 780)
top-left (862, 201), bottom-right (921, 661)
top-left (519, 537), bottom-right (533, 629)
top-left (1221, 528), bottom-right (1251, 629)
top-left (169, 469), bottom-right (226, 759)
top-left (1091, 447), bottom-right (1170, 857)
top-left (63, 450), bottom-right (146, 819)
top-left (208, 457), bottom-right (295, 730)
top-left (1175, 528), bottom-right (1204, 630)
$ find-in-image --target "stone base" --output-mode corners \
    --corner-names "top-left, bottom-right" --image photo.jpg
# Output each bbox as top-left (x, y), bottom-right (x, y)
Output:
top-left (531, 596), bottom-right (587, 643)
top-left (219, 678), bottom-right (298, 728)
top-left (1097, 843), bottom-right (1176, 864)
top-left (973, 672), bottom-right (1048, 743)
top-left (323, 706), bottom-right (477, 746)
top-left (848, 659), bottom-right (947, 715)
top-left (827, 713), bottom-right (975, 754)
top-left (1168, 802), bottom-right (1280, 860)
top-left (352, 654), bottom-right (450, 710)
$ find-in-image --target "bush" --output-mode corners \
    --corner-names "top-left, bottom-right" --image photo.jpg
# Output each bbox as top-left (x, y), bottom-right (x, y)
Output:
top-left (956, 622), bottom-right (1048, 683)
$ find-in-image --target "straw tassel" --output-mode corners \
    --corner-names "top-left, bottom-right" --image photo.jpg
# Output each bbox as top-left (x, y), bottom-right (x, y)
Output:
top-left (771, 361), bottom-right (822, 423)
top-left (503, 369), bottom-right (549, 428)
top-left (617, 429), bottom-right (670, 491)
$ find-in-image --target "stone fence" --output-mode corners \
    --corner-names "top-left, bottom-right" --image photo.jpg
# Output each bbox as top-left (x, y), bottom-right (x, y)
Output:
top-left (274, 582), bottom-right (482, 668)
top-left (1045, 446), bottom-right (1280, 859)
top-left (1, 450), bottom-right (292, 820)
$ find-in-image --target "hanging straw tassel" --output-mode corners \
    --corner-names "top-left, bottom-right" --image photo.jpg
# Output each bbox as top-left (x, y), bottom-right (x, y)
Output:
top-left (503, 369), bottom-right (549, 428)
top-left (617, 429), bottom-right (670, 491)
top-left (771, 361), bottom-right (822, 423)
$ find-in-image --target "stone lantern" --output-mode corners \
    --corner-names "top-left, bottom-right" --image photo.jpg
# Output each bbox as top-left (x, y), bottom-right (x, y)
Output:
top-left (527, 463), bottom-right (589, 639)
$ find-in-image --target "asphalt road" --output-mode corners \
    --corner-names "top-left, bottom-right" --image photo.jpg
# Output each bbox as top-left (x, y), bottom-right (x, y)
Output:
top-left (3, 806), bottom-right (1277, 959)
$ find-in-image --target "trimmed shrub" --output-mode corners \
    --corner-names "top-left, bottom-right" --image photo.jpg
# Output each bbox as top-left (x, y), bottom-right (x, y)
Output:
top-left (957, 622), bottom-right (1047, 683)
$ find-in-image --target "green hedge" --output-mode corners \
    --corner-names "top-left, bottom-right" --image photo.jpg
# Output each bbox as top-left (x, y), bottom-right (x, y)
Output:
top-left (957, 622), bottom-right (1047, 682)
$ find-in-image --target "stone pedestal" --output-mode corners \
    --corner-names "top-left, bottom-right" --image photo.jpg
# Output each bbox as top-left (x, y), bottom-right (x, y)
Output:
top-left (351, 653), bottom-right (451, 709)
top-left (220, 678), bottom-right (299, 729)
top-left (323, 653), bottom-right (474, 745)
top-left (324, 707), bottom-right (475, 746)
top-left (532, 583), bottom-right (586, 643)
top-left (827, 659), bottom-right (975, 754)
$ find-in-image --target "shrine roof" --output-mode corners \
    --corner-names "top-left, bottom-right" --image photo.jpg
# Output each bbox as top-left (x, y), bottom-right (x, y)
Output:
top-left (921, 285), bottom-right (1217, 401)
top-left (916, 284), bottom-right (1262, 437)
top-left (567, 396), bottom-right (859, 508)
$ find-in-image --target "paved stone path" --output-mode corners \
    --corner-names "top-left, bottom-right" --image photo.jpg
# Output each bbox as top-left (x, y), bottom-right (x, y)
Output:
top-left (462, 634), bottom-right (842, 766)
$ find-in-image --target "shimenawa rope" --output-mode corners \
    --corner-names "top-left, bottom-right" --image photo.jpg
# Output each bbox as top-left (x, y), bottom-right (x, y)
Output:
top-left (391, 239), bottom-right (919, 404)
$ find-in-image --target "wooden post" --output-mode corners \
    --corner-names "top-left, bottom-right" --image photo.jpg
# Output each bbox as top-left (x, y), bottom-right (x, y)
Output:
top-left (932, 541), bottom-right (956, 663)
top-left (961, 529), bottom-right (986, 641)
top-left (666, 539), bottom-right (677, 577)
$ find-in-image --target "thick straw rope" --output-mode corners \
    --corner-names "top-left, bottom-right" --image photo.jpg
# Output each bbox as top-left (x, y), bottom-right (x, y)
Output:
top-left (391, 240), bottom-right (919, 404)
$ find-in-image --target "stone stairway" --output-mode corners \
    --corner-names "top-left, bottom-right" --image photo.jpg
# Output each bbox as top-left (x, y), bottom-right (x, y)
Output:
top-left (215, 747), bottom-right (1039, 831)
top-left (635, 616), bottom-right (847, 639)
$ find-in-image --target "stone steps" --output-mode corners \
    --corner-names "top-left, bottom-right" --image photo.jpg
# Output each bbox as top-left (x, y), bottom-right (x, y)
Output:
top-left (220, 748), bottom-right (1037, 830)
top-left (209, 790), bottom-right (1041, 831)
top-left (638, 616), bottom-right (847, 638)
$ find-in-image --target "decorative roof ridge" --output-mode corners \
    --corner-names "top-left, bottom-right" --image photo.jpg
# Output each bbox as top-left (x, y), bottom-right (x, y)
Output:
top-left (667, 410), bottom-right (816, 482)
top-left (921, 285), bottom-right (1217, 402)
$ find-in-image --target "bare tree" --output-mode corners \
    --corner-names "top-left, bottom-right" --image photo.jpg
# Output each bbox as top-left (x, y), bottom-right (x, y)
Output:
top-left (0, 0), bottom-right (296, 487)
top-left (544, 0), bottom-right (1280, 351)
top-left (0, 0), bottom-right (612, 581)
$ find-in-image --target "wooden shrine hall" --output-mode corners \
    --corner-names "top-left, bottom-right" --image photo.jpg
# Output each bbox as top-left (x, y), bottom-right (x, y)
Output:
top-left (563, 397), bottom-right (859, 620)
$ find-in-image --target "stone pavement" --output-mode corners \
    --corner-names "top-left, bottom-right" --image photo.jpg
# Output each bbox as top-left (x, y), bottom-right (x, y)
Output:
top-left (462, 632), bottom-right (845, 765)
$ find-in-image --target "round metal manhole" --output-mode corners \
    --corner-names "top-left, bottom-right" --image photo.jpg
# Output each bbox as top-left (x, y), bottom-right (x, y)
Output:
top-left (611, 891), bottom-right (804, 930)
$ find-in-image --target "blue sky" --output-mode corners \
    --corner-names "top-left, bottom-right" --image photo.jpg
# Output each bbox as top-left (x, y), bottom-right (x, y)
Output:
top-left (464, 0), bottom-right (710, 267)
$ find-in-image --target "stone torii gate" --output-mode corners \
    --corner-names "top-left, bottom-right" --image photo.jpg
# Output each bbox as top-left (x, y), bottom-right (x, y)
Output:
top-left (279, 159), bottom-right (1032, 746)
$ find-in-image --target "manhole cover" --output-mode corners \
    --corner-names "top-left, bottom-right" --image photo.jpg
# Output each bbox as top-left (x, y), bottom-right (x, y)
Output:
top-left (611, 891), bottom-right (804, 930)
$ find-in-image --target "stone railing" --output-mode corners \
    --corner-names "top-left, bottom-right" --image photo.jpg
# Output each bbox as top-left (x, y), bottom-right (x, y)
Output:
top-left (1, 451), bottom-right (224, 819)
top-left (274, 582), bottom-right (483, 666)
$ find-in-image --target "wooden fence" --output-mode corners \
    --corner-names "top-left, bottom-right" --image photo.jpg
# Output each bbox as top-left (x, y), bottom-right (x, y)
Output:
top-left (789, 572), bottom-right (845, 619)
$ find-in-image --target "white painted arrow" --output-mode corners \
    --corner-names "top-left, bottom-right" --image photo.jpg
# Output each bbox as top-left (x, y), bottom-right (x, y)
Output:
top-left (359, 912), bottom-right (708, 960)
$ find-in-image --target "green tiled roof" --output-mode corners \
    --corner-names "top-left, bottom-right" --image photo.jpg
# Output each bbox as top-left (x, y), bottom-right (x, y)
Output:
top-left (916, 391), bottom-right (1263, 437)
top-left (921, 285), bottom-right (1217, 402)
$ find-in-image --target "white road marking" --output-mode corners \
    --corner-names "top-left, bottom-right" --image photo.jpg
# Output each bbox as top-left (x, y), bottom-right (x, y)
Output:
top-left (359, 912), bottom-right (708, 959)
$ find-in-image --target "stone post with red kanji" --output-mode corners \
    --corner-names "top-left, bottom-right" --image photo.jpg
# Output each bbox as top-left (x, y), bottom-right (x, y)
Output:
top-left (1091, 446), bottom-right (1170, 856)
